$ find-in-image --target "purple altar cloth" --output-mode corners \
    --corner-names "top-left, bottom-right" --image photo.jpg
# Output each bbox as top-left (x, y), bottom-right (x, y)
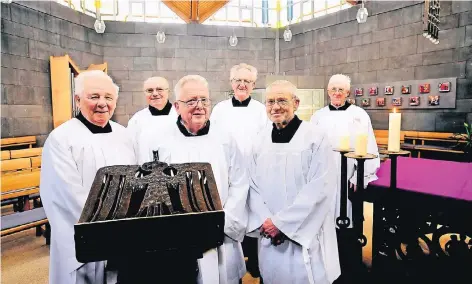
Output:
top-left (370, 157), bottom-right (472, 201)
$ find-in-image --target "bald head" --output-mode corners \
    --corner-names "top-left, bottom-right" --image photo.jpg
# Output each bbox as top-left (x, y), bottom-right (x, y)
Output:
top-left (143, 76), bottom-right (170, 110)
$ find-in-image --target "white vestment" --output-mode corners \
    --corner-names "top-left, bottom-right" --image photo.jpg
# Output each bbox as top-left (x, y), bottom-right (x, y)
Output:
top-left (40, 119), bottom-right (136, 284)
top-left (128, 105), bottom-right (178, 155)
top-left (310, 105), bottom-right (380, 227)
top-left (247, 122), bottom-right (341, 284)
top-left (211, 98), bottom-right (270, 162)
top-left (139, 123), bottom-right (249, 284)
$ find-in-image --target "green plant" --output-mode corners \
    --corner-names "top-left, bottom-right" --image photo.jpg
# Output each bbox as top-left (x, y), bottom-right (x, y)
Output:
top-left (451, 123), bottom-right (472, 156)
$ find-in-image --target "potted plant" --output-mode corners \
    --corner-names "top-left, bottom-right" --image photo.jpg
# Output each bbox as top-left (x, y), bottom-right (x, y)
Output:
top-left (451, 123), bottom-right (472, 162)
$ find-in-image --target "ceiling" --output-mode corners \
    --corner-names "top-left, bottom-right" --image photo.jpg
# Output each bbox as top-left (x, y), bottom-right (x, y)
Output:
top-left (162, 0), bottom-right (229, 23)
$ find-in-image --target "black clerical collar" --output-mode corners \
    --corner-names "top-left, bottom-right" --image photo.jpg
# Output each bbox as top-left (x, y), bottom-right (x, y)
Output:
top-left (329, 102), bottom-right (351, 111)
top-left (149, 101), bottom-right (172, 116)
top-left (176, 116), bottom-right (210, 137)
top-left (75, 112), bottom-right (112, 134)
top-left (272, 115), bottom-right (302, 143)
top-left (231, 96), bottom-right (251, 107)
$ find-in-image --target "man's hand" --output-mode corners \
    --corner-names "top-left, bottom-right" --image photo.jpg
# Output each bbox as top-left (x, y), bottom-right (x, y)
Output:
top-left (260, 218), bottom-right (280, 238)
top-left (349, 182), bottom-right (357, 192)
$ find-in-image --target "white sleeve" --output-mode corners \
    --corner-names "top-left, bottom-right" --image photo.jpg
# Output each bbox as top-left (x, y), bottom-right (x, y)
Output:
top-left (40, 136), bottom-right (89, 227)
top-left (271, 135), bottom-right (337, 248)
top-left (246, 143), bottom-right (273, 236)
top-left (223, 140), bottom-right (250, 242)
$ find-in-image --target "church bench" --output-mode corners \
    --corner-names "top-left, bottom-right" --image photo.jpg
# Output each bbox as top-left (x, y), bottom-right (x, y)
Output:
top-left (0, 136), bottom-right (36, 149)
top-left (1, 156), bottom-right (42, 209)
top-left (0, 148), bottom-right (42, 161)
top-left (0, 167), bottom-right (49, 242)
top-left (374, 130), bottom-right (467, 160)
top-left (1, 208), bottom-right (49, 239)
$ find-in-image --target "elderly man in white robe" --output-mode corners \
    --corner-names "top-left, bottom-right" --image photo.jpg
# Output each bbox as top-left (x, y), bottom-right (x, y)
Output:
top-left (211, 63), bottom-right (269, 159)
top-left (128, 76), bottom-right (177, 152)
top-left (310, 74), bottom-right (380, 283)
top-left (247, 80), bottom-right (340, 284)
top-left (211, 63), bottom-right (269, 278)
top-left (40, 70), bottom-right (136, 284)
top-left (138, 75), bottom-right (249, 284)
top-left (310, 74), bottom-right (380, 223)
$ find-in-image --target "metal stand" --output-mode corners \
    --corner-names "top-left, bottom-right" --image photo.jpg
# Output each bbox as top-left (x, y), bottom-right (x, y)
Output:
top-left (371, 150), bottom-right (410, 274)
top-left (333, 148), bottom-right (352, 229)
top-left (343, 152), bottom-right (377, 282)
top-left (111, 251), bottom-right (201, 284)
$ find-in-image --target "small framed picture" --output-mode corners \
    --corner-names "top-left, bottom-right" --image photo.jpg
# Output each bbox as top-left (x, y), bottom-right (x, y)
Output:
top-left (401, 85), bottom-right (411, 94)
top-left (409, 96), bottom-right (420, 106)
top-left (428, 95), bottom-right (440, 106)
top-left (376, 98), bottom-right (386, 107)
top-left (347, 98), bottom-right (356, 105)
top-left (368, 87), bottom-right (378, 96)
top-left (384, 86), bottom-right (394, 95)
top-left (362, 98), bottom-right (371, 107)
top-left (355, 88), bottom-right (363, 96)
top-left (419, 83), bottom-right (431, 94)
top-left (392, 97), bottom-right (402, 106)
top-left (438, 82), bottom-right (450, 92)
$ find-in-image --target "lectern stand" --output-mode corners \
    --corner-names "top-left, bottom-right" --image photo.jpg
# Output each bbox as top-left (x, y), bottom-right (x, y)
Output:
top-left (74, 162), bottom-right (225, 284)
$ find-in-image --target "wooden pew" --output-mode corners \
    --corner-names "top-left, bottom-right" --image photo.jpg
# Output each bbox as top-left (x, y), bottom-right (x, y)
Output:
top-left (0, 149), bottom-right (49, 242)
top-left (374, 130), bottom-right (466, 160)
top-left (1, 148), bottom-right (43, 161)
top-left (0, 136), bottom-right (36, 149)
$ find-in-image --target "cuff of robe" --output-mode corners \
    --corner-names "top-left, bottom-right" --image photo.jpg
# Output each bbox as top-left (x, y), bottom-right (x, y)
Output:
top-left (224, 211), bottom-right (246, 242)
top-left (271, 216), bottom-right (310, 248)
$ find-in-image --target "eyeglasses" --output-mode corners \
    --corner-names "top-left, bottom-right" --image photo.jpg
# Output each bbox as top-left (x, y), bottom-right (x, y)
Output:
top-left (232, 79), bottom-right (254, 86)
top-left (145, 88), bottom-right (169, 94)
top-left (328, 87), bottom-right (348, 94)
top-left (265, 99), bottom-right (292, 107)
top-left (177, 98), bottom-right (211, 108)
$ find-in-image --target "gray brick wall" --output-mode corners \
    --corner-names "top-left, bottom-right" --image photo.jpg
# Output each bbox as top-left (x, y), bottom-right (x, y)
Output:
top-left (103, 25), bottom-right (275, 126)
top-left (280, 0), bottom-right (472, 133)
top-left (2, 0), bottom-right (470, 144)
top-left (1, 1), bottom-right (103, 145)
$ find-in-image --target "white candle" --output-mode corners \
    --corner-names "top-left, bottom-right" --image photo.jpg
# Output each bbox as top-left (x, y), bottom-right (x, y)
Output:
top-left (339, 136), bottom-right (350, 151)
top-left (355, 134), bottom-right (368, 156)
top-left (388, 108), bottom-right (402, 152)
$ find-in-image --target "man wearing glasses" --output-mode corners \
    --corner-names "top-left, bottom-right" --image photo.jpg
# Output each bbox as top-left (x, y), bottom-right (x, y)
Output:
top-left (247, 80), bottom-right (340, 284)
top-left (128, 76), bottom-right (177, 154)
top-left (211, 63), bottom-right (269, 279)
top-left (310, 74), bottom-right (379, 283)
top-left (138, 75), bottom-right (249, 284)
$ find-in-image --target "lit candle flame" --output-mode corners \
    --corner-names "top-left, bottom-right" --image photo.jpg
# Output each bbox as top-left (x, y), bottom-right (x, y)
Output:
top-left (393, 108), bottom-right (397, 113)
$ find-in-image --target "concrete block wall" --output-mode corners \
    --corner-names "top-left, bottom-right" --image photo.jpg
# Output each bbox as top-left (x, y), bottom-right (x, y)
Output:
top-left (279, 1), bottom-right (472, 133)
top-left (1, 1), bottom-right (103, 145)
top-left (1, 1), bottom-right (276, 141)
top-left (1, 0), bottom-right (470, 144)
top-left (103, 22), bottom-right (276, 126)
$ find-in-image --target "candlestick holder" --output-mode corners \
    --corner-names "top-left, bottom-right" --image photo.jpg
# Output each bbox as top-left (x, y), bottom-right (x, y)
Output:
top-left (343, 152), bottom-right (377, 274)
top-left (378, 150), bottom-right (410, 190)
top-left (333, 148), bottom-right (353, 229)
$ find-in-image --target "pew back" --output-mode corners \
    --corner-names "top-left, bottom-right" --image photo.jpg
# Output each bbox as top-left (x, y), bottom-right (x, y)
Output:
top-left (0, 136), bottom-right (36, 149)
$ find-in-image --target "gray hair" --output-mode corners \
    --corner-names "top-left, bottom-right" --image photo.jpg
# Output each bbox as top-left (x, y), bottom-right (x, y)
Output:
top-left (328, 74), bottom-right (351, 88)
top-left (230, 63), bottom-right (258, 81)
top-left (266, 80), bottom-right (298, 99)
top-left (174, 75), bottom-right (209, 100)
top-left (74, 70), bottom-right (119, 97)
